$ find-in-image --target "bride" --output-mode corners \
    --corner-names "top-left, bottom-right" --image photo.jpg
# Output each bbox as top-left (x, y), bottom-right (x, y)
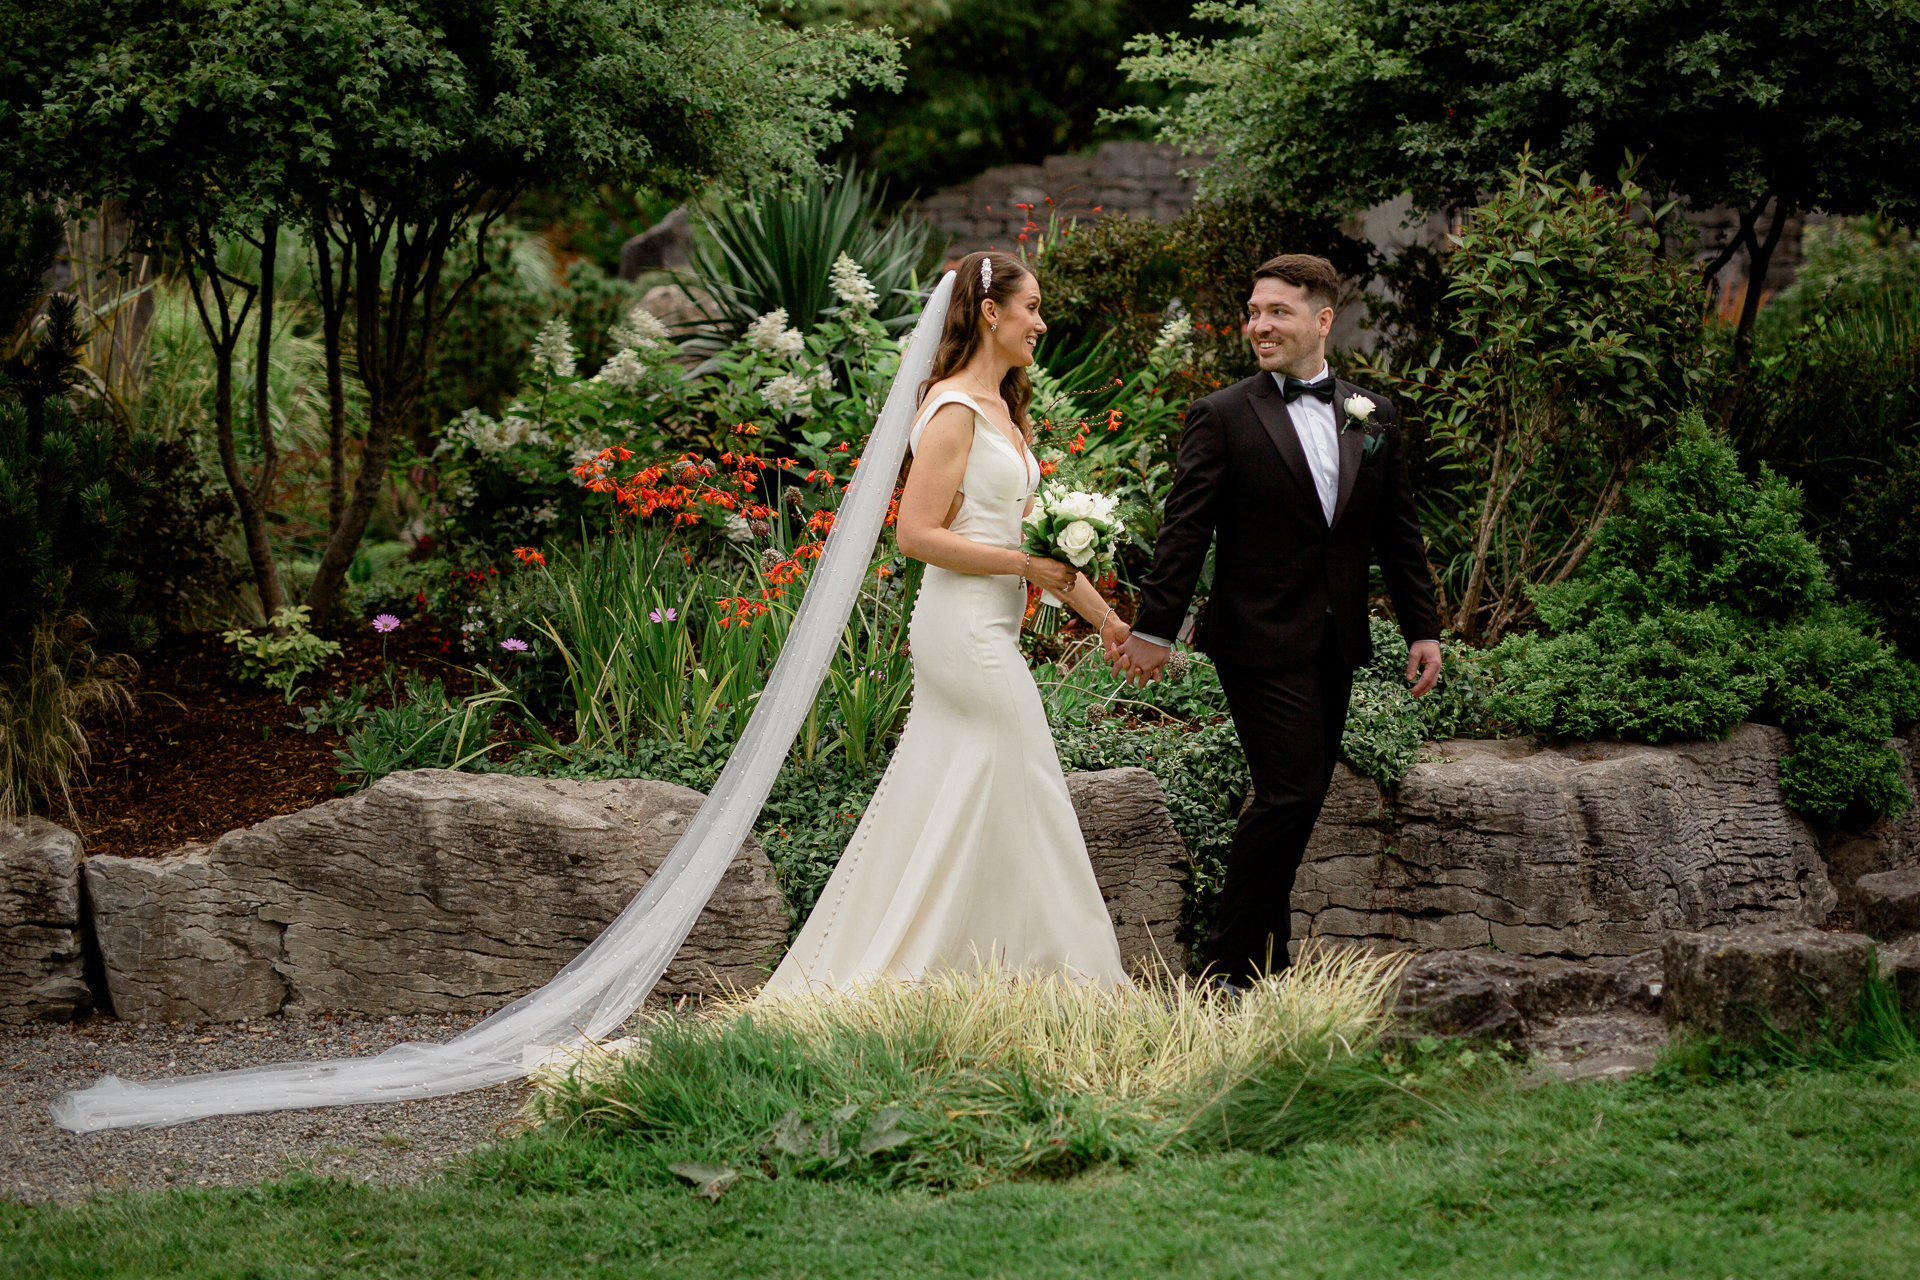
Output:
top-left (764, 251), bottom-right (1133, 993)
top-left (53, 257), bottom-right (1124, 1132)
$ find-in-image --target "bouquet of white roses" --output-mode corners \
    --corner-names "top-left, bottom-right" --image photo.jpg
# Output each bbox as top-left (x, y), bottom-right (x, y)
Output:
top-left (1022, 483), bottom-right (1126, 625)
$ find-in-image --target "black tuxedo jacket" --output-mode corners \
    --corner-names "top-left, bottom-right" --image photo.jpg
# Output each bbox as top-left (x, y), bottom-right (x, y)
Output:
top-left (1133, 371), bottom-right (1440, 671)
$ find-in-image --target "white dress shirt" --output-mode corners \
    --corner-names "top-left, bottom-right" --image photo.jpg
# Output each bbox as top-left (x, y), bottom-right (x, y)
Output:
top-left (1131, 366), bottom-right (1340, 650)
top-left (1283, 364), bottom-right (1341, 526)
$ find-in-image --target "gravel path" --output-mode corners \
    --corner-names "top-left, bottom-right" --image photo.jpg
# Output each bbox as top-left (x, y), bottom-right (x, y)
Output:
top-left (0, 1012), bottom-right (533, 1205)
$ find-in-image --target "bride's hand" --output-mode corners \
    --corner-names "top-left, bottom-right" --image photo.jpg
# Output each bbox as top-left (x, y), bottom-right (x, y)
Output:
top-left (1025, 555), bottom-right (1077, 596)
top-left (1099, 616), bottom-right (1131, 663)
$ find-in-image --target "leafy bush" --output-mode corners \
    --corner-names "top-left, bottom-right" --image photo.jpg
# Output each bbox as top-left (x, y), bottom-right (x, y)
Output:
top-left (221, 606), bottom-right (341, 700)
top-left (1835, 445), bottom-right (1920, 660)
top-left (1362, 153), bottom-right (1712, 642)
top-left (0, 196), bottom-right (153, 818)
top-left (1490, 412), bottom-right (1920, 822)
top-left (332, 673), bottom-right (537, 792)
top-left (1341, 618), bottom-right (1496, 787)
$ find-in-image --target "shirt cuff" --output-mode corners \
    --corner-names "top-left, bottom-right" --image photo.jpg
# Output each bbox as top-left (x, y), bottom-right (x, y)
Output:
top-left (1129, 631), bottom-right (1174, 649)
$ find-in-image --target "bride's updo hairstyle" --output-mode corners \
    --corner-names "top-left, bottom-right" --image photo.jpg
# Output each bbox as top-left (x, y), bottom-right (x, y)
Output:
top-left (919, 250), bottom-right (1036, 445)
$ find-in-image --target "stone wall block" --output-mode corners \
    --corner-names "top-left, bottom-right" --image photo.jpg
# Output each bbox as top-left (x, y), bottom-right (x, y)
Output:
top-left (1293, 724), bottom-right (1842, 959)
top-left (0, 818), bottom-right (92, 1023)
top-left (1067, 768), bottom-right (1188, 977)
top-left (86, 771), bottom-right (787, 1021)
top-left (1853, 868), bottom-right (1920, 941)
top-left (1664, 925), bottom-right (1872, 1048)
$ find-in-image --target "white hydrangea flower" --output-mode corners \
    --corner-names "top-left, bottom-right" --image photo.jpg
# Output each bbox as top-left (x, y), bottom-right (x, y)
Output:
top-left (597, 347), bottom-right (646, 390)
top-left (530, 317), bottom-right (576, 379)
top-left (569, 432), bottom-right (614, 471)
top-left (607, 305), bottom-right (671, 351)
top-left (829, 253), bottom-right (879, 314)
top-left (1152, 311), bottom-right (1195, 366)
top-left (745, 309), bottom-right (805, 358)
top-left (760, 372), bottom-right (813, 416)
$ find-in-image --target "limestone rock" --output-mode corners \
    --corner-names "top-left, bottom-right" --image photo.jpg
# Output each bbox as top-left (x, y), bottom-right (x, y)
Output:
top-left (618, 206), bottom-right (691, 279)
top-left (1853, 868), bottom-right (1920, 942)
top-left (85, 770), bottom-right (787, 1022)
top-left (1662, 925), bottom-right (1872, 1049)
top-left (1388, 949), bottom-right (1662, 1045)
top-left (1066, 768), bottom-right (1188, 976)
top-left (1294, 724), bottom-right (1839, 958)
top-left (1881, 938), bottom-right (1920, 1023)
top-left (0, 818), bottom-right (91, 1023)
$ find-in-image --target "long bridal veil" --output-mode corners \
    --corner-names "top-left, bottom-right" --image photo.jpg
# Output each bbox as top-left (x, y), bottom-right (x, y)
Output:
top-left (53, 272), bottom-right (958, 1133)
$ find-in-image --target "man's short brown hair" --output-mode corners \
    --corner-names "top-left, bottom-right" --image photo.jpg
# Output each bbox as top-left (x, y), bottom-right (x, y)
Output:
top-left (1251, 254), bottom-right (1340, 311)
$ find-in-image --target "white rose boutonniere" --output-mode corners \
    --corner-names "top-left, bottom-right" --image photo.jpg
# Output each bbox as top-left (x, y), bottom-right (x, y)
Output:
top-left (1341, 394), bottom-right (1377, 430)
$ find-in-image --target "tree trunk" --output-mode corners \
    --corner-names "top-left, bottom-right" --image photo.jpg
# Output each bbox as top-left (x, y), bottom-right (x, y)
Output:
top-left (314, 226), bottom-right (352, 540)
top-left (1728, 198), bottom-right (1789, 382)
top-left (185, 228), bottom-right (283, 622)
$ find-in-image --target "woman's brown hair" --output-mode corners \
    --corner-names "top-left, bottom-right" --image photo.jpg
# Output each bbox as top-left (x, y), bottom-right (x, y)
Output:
top-left (918, 251), bottom-right (1036, 444)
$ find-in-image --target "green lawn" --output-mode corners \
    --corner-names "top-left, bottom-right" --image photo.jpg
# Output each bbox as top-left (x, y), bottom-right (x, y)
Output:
top-left (7, 1059), bottom-right (1918, 1279)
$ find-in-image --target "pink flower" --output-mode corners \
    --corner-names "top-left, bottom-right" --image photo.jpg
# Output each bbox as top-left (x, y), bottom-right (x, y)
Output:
top-left (500, 638), bottom-right (529, 652)
top-left (649, 607), bottom-right (678, 624)
top-left (372, 614), bottom-right (401, 633)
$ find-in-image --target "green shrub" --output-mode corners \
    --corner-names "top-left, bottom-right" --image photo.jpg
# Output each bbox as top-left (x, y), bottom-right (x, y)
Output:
top-left (1490, 412), bottom-right (1920, 822)
top-left (221, 606), bottom-right (342, 701)
top-left (0, 197), bottom-right (154, 818)
top-left (1834, 445), bottom-right (1920, 660)
top-left (332, 673), bottom-right (536, 792)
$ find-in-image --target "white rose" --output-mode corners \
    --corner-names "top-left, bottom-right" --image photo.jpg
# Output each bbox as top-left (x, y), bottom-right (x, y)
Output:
top-left (1056, 519), bottom-right (1099, 567)
top-left (1055, 491), bottom-right (1099, 521)
top-left (1022, 503), bottom-right (1045, 527)
top-left (1343, 394), bottom-right (1377, 421)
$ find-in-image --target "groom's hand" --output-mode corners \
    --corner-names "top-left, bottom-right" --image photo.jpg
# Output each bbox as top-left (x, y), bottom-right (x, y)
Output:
top-left (1406, 640), bottom-right (1442, 698)
top-left (1113, 635), bottom-right (1170, 686)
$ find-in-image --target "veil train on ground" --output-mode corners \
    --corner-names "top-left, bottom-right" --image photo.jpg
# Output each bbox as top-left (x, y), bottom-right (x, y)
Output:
top-left (52, 272), bottom-right (959, 1133)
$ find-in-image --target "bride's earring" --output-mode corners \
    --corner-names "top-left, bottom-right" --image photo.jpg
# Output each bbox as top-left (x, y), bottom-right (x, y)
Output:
top-left (990, 322), bottom-right (998, 332)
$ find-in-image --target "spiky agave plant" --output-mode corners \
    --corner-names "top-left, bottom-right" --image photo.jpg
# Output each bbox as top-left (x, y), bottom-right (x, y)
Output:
top-left (683, 165), bottom-right (934, 345)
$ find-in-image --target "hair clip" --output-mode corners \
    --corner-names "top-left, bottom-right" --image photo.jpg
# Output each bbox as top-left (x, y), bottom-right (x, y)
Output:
top-left (980, 256), bottom-right (993, 292)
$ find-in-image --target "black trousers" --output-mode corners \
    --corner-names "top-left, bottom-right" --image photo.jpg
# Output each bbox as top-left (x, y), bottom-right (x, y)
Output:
top-left (1203, 627), bottom-right (1353, 985)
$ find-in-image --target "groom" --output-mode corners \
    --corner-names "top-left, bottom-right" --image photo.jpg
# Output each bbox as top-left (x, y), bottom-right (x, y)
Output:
top-left (1112, 254), bottom-right (1442, 987)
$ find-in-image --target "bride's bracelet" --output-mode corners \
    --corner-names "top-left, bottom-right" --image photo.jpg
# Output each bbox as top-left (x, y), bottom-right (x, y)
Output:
top-left (1097, 607), bottom-right (1116, 638)
top-left (1021, 551), bottom-right (1030, 583)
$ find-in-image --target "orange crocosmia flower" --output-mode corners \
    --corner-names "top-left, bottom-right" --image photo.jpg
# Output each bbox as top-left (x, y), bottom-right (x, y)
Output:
top-left (848, 457), bottom-right (860, 469)
top-left (1039, 459), bottom-right (1058, 476)
top-left (1068, 434), bottom-right (1087, 454)
top-left (835, 442), bottom-right (849, 452)
top-left (510, 546), bottom-right (546, 567)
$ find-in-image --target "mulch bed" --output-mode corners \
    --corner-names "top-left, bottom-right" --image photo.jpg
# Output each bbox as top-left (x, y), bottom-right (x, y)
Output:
top-left (69, 622), bottom-right (476, 860)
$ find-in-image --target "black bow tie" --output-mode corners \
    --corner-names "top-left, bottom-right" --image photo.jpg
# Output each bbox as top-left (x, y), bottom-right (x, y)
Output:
top-left (1281, 375), bottom-right (1335, 404)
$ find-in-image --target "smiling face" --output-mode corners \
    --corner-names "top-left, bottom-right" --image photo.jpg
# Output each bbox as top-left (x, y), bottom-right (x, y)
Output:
top-left (981, 269), bottom-right (1046, 367)
top-left (1246, 276), bottom-right (1334, 379)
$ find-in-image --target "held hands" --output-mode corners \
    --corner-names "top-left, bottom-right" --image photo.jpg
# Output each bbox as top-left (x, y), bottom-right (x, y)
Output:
top-left (1406, 640), bottom-right (1442, 697)
top-left (1110, 634), bottom-right (1170, 687)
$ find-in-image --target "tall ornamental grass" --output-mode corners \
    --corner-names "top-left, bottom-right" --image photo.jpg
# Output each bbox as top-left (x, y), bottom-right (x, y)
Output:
top-left (510, 949), bottom-right (1415, 1191)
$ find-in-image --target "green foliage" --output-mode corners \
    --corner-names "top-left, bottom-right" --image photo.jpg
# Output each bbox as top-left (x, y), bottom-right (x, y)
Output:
top-left (1366, 154), bottom-right (1711, 641)
top-left (1836, 445), bottom-right (1920, 660)
top-left (0, 196), bottom-right (152, 818)
top-left (221, 606), bottom-right (342, 701)
top-left (514, 1012), bottom-right (1156, 1193)
top-left (332, 672), bottom-right (542, 792)
top-left (815, 0), bottom-right (1199, 195)
top-left (687, 167), bottom-right (934, 343)
top-left (1731, 223), bottom-right (1920, 531)
top-left (1491, 414), bottom-right (1920, 822)
top-left (1118, 0), bottom-right (1920, 229)
top-left (413, 231), bottom-right (647, 450)
top-left (1342, 618), bottom-right (1496, 786)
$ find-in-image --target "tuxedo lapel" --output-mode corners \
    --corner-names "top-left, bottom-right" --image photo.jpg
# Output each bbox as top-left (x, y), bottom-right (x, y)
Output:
top-left (1330, 379), bottom-right (1364, 528)
top-left (1246, 375), bottom-right (1317, 514)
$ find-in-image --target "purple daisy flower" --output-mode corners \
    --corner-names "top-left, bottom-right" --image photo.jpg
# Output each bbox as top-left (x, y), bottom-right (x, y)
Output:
top-left (649, 607), bottom-right (678, 624)
top-left (371, 614), bottom-right (401, 633)
top-left (500, 638), bottom-right (529, 652)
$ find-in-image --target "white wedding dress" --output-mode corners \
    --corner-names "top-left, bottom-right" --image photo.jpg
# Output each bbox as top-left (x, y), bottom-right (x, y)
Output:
top-left (763, 390), bottom-right (1130, 993)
